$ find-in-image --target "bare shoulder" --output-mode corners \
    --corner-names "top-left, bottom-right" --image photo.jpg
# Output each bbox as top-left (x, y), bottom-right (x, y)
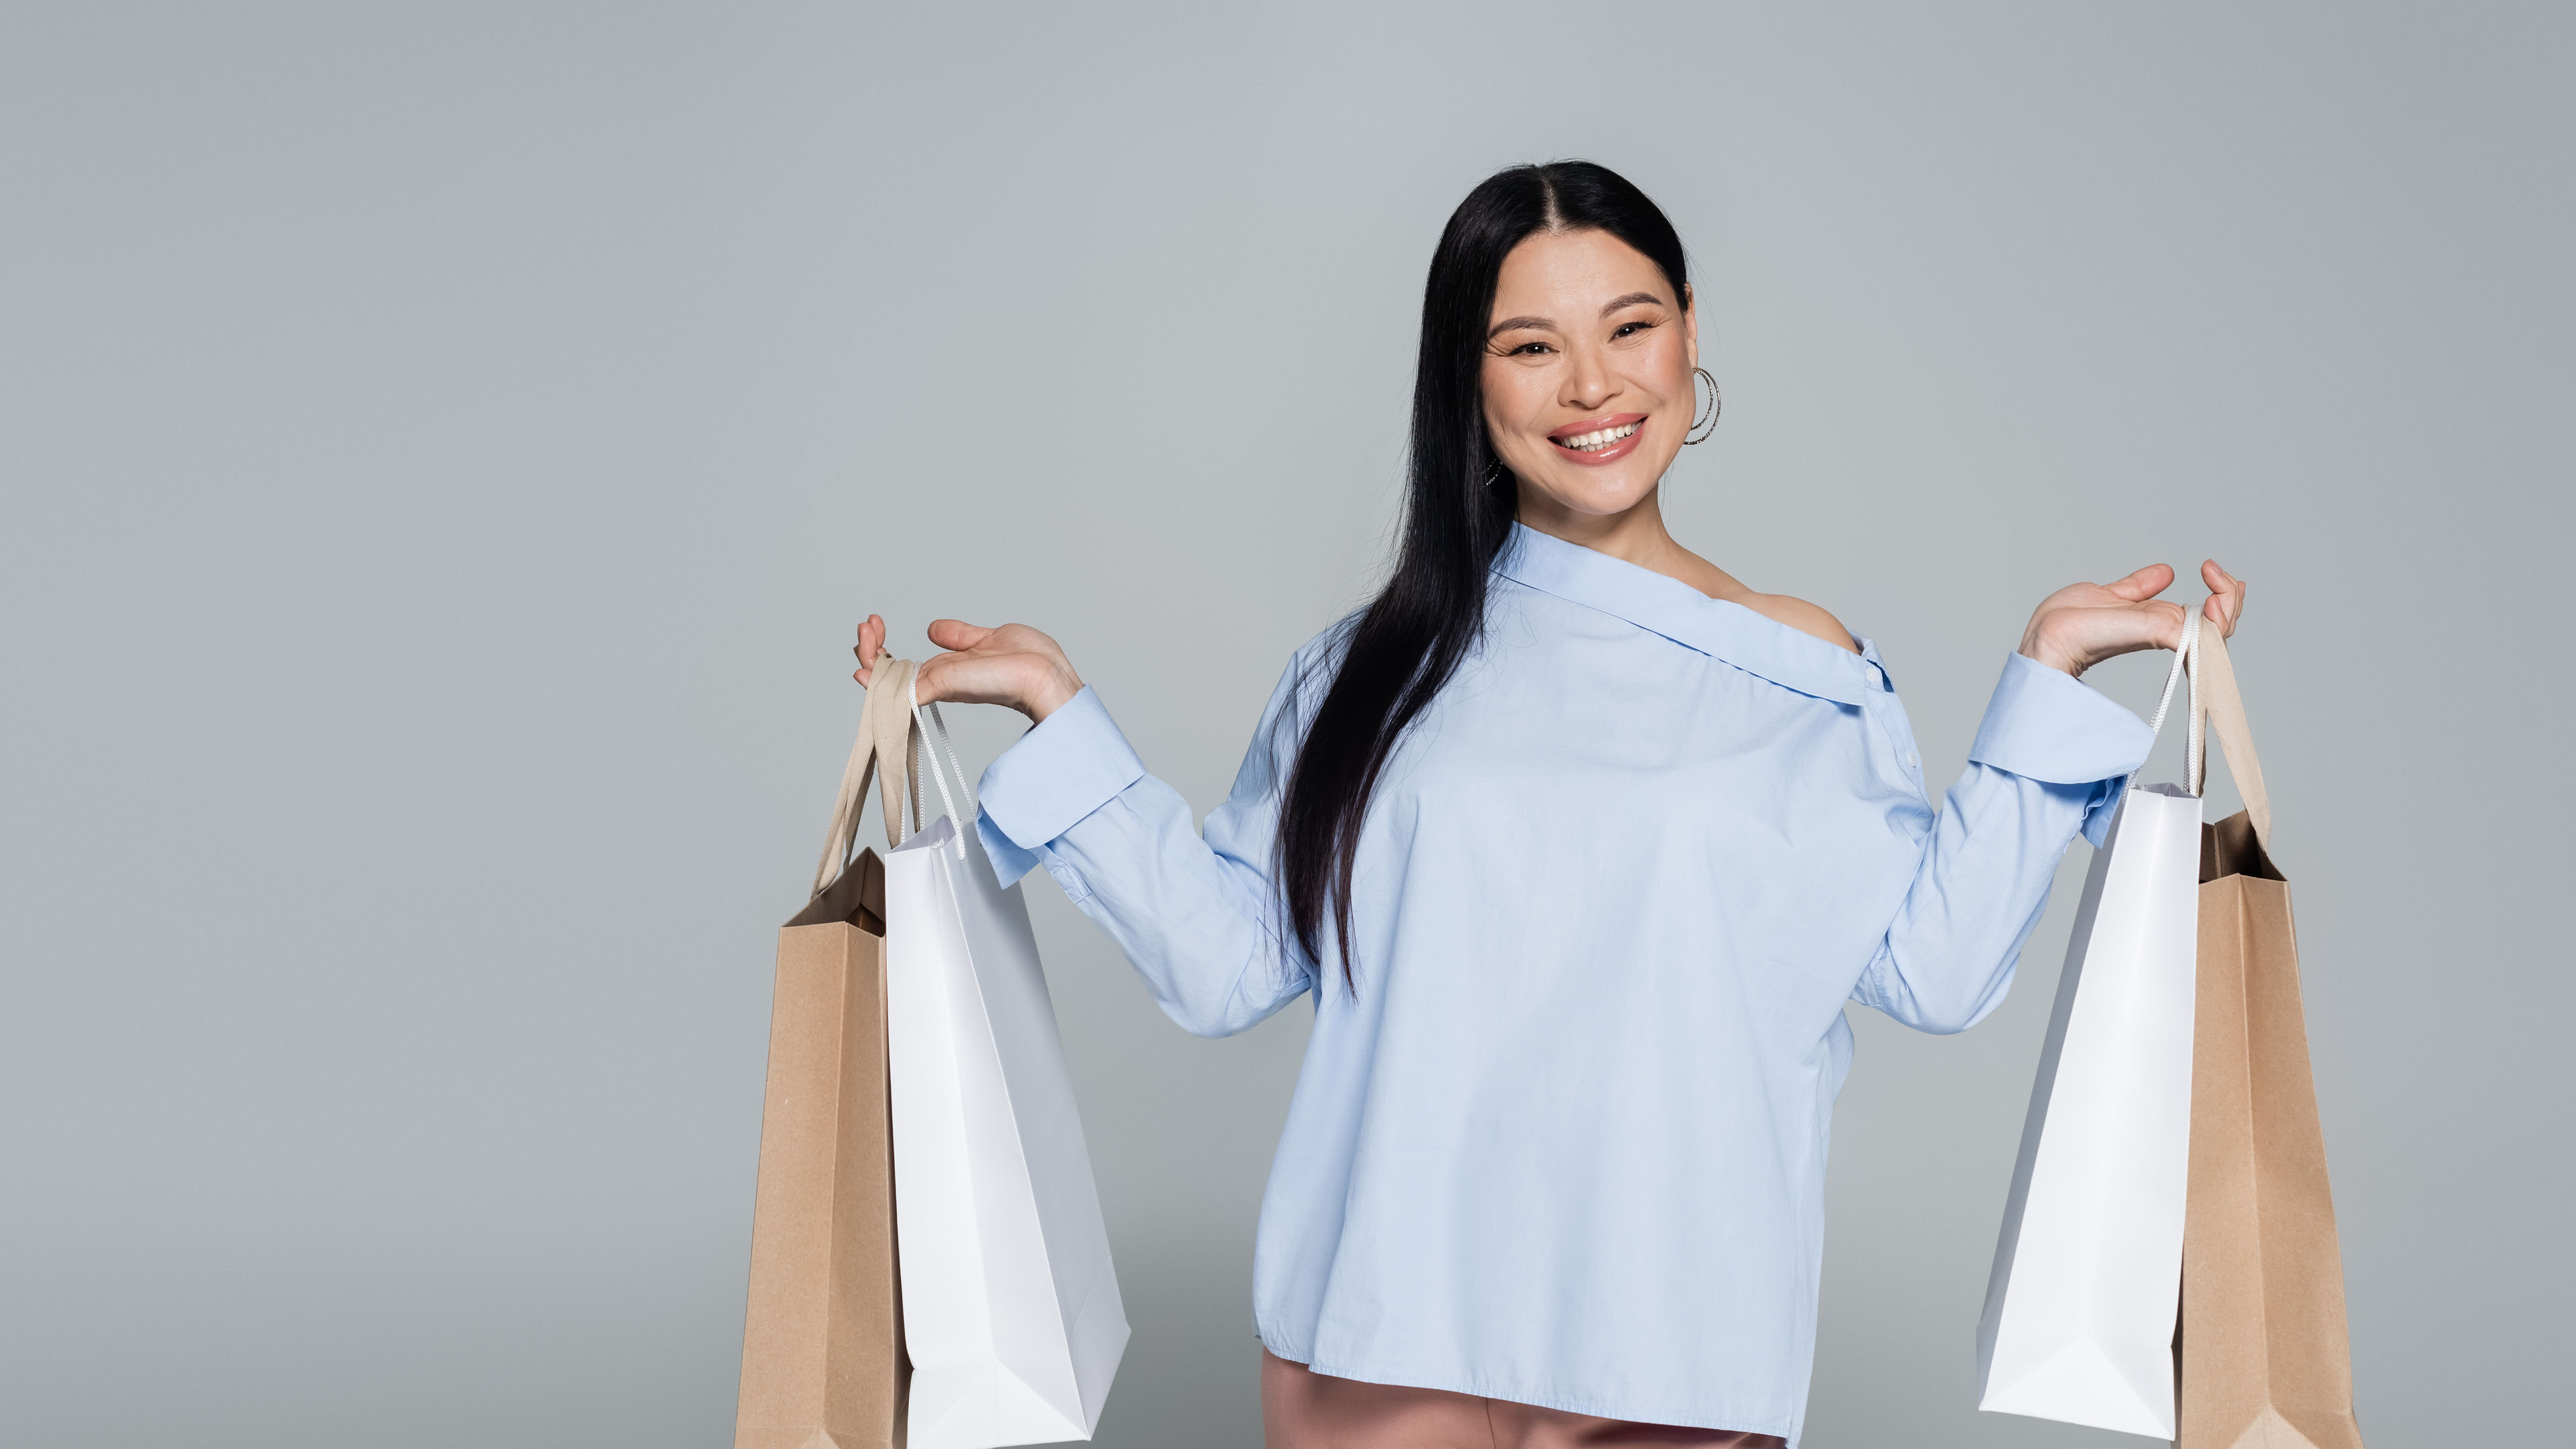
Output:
top-left (1739, 591), bottom-right (1860, 655)
top-left (1658, 543), bottom-right (1860, 655)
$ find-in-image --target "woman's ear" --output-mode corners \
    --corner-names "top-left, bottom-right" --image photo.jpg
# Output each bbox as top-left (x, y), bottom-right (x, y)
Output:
top-left (1682, 284), bottom-right (1699, 369)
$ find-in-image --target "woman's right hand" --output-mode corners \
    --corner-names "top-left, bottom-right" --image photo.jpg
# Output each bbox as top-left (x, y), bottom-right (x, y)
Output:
top-left (853, 614), bottom-right (1085, 722)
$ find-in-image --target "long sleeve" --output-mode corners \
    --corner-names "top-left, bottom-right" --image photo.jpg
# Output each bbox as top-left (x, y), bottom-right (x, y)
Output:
top-left (973, 659), bottom-right (1318, 1038)
top-left (1849, 651), bottom-right (2156, 1034)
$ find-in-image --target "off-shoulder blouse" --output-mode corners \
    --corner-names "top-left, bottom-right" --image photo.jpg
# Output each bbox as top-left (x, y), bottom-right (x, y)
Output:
top-left (971, 523), bottom-right (2152, 1444)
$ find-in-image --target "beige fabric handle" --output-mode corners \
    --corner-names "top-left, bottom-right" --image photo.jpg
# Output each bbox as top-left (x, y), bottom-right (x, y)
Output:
top-left (2186, 626), bottom-right (2273, 849)
top-left (811, 655), bottom-right (926, 898)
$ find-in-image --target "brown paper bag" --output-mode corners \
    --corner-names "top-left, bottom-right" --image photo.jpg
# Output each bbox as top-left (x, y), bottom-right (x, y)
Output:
top-left (735, 659), bottom-right (926, 1449)
top-left (2178, 630), bottom-right (2365, 1449)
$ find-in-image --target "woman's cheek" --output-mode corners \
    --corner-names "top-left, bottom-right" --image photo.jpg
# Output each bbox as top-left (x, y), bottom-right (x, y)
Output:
top-left (1648, 333), bottom-right (1691, 389)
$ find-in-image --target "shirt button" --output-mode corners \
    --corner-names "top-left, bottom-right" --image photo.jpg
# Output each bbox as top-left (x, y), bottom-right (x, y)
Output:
top-left (1904, 752), bottom-right (1921, 769)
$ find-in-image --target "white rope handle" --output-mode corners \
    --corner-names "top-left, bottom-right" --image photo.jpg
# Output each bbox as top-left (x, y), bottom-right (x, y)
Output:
top-left (2133, 604), bottom-right (2204, 796)
top-left (925, 701), bottom-right (975, 818)
top-left (2186, 614), bottom-right (2206, 799)
top-left (2142, 604), bottom-right (2200, 739)
top-left (908, 672), bottom-right (973, 861)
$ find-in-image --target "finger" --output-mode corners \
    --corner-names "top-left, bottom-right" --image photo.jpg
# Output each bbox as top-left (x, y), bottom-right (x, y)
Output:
top-left (926, 618), bottom-right (996, 651)
top-left (2153, 598), bottom-right (2190, 649)
top-left (853, 614), bottom-right (886, 683)
top-left (912, 653), bottom-right (970, 705)
top-left (2200, 561), bottom-right (2245, 637)
top-left (2100, 563), bottom-right (2176, 602)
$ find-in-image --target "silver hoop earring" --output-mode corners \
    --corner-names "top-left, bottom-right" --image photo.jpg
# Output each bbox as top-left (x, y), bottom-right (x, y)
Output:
top-left (1684, 367), bottom-right (1721, 444)
top-left (1483, 458), bottom-right (1509, 489)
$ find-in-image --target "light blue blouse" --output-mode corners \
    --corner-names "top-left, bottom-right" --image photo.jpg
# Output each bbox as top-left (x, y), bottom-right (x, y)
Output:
top-left (971, 523), bottom-right (2153, 1443)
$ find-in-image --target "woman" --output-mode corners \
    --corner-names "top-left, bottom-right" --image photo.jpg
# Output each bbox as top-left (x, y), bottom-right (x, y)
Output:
top-left (855, 161), bottom-right (2243, 1448)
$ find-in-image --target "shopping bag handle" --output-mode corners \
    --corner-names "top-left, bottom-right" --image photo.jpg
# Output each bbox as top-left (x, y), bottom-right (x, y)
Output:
top-left (2136, 606), bottom-right (2206, 795)
top-left (2184, 625), bottom-right (2273, 850)
top-left (908, 671), bottom-right (977, 863)
top-left (812, 653), bottom-right (927, 898)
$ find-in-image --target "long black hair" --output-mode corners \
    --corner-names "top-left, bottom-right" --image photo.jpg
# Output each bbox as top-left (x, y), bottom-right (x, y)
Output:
top-left (1276, 160), bottom-right (1693, 989)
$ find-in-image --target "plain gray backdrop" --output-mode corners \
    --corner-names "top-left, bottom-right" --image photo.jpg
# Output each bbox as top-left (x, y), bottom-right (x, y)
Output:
top-left (3, 4), bottom-right (2567, 1446)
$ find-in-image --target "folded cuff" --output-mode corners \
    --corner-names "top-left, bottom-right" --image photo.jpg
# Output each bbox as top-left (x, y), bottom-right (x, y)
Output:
top-left (975, 811), bottom-right (1045, 889)
top-left (2076, 776), bottom-right (2126, 850)
top-left (973, 686), bottom-right (1146, 885)
top-left (1968, 651), bottom-right (2155, 786)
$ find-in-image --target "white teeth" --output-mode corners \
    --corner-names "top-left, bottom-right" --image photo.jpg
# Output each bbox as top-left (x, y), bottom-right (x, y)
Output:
top-left (1558, 421), bottom-right (1640, 451)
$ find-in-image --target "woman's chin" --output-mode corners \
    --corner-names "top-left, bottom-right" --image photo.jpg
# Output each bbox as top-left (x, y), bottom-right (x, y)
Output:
top-left (1523, 461), bottom-right (1666, 519)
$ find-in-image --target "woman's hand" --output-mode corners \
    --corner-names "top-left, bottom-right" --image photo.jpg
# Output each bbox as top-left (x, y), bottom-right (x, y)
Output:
top-left (2019, 561), bottom-right (2247, 677)
top-left (853, 614), bottom-right (1085, 722)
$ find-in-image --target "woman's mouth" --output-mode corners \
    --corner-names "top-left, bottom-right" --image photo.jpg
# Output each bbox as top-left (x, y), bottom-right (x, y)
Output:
top-left (1546, 413), bottom-right (1647, 466)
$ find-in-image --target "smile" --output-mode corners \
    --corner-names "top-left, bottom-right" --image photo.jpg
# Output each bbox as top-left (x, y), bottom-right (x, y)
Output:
top-left (1552, 421), bottom-right (1640, 453)
top-left (1544, 413), bottom-right (1648, 466)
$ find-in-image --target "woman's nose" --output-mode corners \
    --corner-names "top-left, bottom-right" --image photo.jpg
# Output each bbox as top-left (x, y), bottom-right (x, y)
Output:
top-left (1561, 345), bottom-right (1616, 411)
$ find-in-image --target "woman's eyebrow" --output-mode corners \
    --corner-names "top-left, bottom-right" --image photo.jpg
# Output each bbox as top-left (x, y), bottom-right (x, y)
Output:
top-left (1488, 292), bottom-right (1668, 339)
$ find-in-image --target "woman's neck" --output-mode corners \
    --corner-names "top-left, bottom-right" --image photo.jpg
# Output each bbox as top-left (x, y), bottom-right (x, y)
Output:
top-left (1515, 486), bottom-right (1745, 602)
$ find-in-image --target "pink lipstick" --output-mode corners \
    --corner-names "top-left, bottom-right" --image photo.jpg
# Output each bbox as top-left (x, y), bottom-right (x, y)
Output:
top-left (1546, 412), bottom-right (1648, 466)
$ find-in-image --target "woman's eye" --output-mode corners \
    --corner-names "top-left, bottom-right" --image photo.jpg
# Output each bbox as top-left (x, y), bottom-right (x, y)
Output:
top-left (1613, 321), bottom-right (1654, 339)
top-left (1509, 341), bottom-right (1554, 356)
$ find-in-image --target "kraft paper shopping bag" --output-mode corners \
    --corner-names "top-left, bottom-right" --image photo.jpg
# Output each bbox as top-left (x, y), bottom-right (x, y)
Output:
top-left (881, 667), bottom-right (1129, 1449)
top-left (2179, 629), bottom-right (2366, 1449)
top-left (1978, 612), bottom-right (2207, 1440)
top-left (734, 660), bottom-right (922, 1449)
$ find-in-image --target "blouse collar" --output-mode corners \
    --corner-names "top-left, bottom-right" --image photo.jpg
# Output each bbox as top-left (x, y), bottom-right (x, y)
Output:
top-left (1492, 522), bottom-right (1876, 707)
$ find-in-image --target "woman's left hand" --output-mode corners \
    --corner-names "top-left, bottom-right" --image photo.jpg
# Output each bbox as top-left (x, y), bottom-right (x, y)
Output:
top-left (2019, 560), bottom-right (2246, 677)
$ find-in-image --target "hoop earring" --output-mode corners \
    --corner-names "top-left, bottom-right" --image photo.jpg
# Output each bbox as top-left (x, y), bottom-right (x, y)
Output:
top-left (1684, 367), bottom-right (1721, 444)
top-left (1483, 458), bottom-right (1509, 489)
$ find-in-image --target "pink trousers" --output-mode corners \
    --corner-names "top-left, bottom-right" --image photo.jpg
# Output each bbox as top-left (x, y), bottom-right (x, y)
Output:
top-left (1260, 1348), bottom-right (1789, 1449)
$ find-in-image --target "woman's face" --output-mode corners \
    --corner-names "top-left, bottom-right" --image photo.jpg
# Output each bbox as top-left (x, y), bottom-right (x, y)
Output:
top-left (1481, 227), bottom-right (1698, 520)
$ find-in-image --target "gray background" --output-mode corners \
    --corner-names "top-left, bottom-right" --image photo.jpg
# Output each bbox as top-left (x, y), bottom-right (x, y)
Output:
top-left (3, 3), bottom-right (2566, 1446)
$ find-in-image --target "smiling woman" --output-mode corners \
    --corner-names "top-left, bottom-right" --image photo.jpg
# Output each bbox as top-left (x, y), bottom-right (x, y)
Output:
top-left (1480, 227), bottom-right (1845, 622)
top-left (1488, 272), bottom-right (1686, 474)
top-left (851, 160), bottom-right (2245, 1446)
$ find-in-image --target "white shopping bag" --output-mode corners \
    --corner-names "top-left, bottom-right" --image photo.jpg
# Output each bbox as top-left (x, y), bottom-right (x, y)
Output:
top-left (1977, 612), bottom-right (2206, 1440)
top-left (879, 666), bottom-right (1129, 1449)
